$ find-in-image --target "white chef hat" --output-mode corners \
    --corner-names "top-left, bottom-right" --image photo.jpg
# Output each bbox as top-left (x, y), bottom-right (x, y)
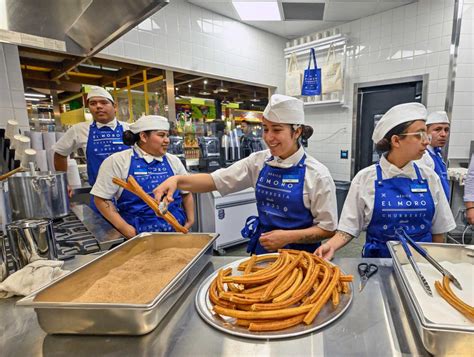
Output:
top-left (263, 94), bottom-right (305, 125)
top-left (372, 102), bottom-right (427, 143)
top-left (86, 86), bottom-right (114, 103)
top-left (130, 115), bottom-right (170, 134)
top-left (426, 111), bottom-right (449, 125)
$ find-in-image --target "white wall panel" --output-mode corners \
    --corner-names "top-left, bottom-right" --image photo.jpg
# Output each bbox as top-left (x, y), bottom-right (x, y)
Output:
top-left (101, 0), bottom-right (286, 91)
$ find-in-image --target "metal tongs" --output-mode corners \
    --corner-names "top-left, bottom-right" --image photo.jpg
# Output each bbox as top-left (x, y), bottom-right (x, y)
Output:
top-left (395, 228), bottom-right (462, 291)
top-left (395, 228), bottom-right (433, 296)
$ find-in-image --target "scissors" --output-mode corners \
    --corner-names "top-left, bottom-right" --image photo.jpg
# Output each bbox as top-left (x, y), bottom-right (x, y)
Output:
top-left (358, 263), bottom-right (378, 292)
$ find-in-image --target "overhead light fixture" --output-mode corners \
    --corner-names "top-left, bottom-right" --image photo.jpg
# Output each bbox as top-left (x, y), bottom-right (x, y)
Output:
top-left (199, 80), bottom-right (210, 96)
top-left (232, 1), bottom-right (281, 21)
top-left (24, 93), bottom-right (47, 98)
top-left (215, 80), bottom-right (228, 93)
top-left (24, 97), bottom-right (41, 102)
top-left (250, 90), bottom-right (260, 102)
top-left (234, 94), bottom-right (244, 104)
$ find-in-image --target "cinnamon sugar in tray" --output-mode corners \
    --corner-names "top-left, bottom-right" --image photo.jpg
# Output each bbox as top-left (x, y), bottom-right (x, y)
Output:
top-left (72, 247), bottom-right (201, 304)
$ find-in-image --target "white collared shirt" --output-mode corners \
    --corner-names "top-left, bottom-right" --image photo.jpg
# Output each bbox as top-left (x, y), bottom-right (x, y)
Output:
top-left (338, 155), bottom-right (456, 238)
top-left (210, 146), bottom-right (338, 231)
top-left (52, 118), bottom-right (129, 158)
top-left (90, 145), bottom-right (188, 200)
top-left (416, 145), bottom-right (437, 170)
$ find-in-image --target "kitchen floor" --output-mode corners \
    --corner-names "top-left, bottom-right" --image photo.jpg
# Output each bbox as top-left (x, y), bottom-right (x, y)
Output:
top-left (221, 232), bottom-right (366, 258)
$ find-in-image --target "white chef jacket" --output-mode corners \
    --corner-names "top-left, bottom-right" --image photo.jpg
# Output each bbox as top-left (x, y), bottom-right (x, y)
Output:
top-left (415, 145), bottom-right (437, 170)
top-left (210, 146), bottom-right (338, 231)
top-left (52, 119), bottom-right (129, 158)
top-left (338, 155), bottom-right (456, 238)
top-left (90, 144), bottom-right (188, 200)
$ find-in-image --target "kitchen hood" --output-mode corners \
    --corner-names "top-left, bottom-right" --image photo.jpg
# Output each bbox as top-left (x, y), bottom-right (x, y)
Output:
top-left (0, 0), bottom-right (168, 57)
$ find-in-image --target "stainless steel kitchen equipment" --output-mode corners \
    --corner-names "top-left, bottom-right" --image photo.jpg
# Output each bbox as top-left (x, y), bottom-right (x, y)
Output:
top-left (197, 188), bottom-right (256, 253)
top-left (17, 232), bottom-right (219, 335)
top-left (195, 256), bottom-right (353, 339)
top-left (387, 241), bottom-right (474, 356)
top-left (6, 219), bottom-right (57, 274)
top-left (8, 171), bottom-right (69, 220)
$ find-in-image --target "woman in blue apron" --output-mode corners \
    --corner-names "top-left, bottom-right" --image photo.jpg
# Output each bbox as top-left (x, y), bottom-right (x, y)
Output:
top-left (153, 94), bottom-right (338, 254)
top-left (90, 115), bottom-right (194, 239)
top-left (418, 111), bottom-right (451, 200)
top-left (315, 103), bottom-right (456, 260)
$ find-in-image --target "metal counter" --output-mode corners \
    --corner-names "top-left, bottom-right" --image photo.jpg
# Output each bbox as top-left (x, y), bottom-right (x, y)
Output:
top-left (1, 256), bottom-right (428, 356)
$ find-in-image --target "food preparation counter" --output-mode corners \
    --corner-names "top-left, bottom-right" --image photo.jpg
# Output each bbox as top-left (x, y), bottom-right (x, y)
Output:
top-left (1, 256), bottom-right (428, 356)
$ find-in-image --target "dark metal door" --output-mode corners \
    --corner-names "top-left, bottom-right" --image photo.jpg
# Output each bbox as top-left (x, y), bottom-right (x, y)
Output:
top-left (354, 81), bottom-right (423, 174)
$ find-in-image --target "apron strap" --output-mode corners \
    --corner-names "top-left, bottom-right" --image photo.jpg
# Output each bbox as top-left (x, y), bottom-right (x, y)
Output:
top-left (412, 163), bottom-right (424, 183)
top-left (375, 163), bottom-right (383, 186)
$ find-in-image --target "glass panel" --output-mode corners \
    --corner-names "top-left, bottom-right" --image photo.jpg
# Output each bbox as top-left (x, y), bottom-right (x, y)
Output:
top-left (147, 78), bottom-right (168, 117)
top-left (131, 85), bottom-right (146, 122)
top-left (115, 89), bottom-right (130, 122)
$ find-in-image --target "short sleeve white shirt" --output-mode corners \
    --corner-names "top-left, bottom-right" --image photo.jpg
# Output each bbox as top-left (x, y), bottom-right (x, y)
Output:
top-left (52, 119), bottom-right (129, 158)
top-left (210, 146), bottom-right (338, 231)
top-left (338, 155), bottom-right (456, 237)
top-left (91, 144), bottom-right (188, 200)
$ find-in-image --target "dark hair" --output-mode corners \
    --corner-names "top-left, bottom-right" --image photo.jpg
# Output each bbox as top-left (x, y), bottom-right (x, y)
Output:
top-left (375, 120), bottom-right (415, 152)
top-left (123, 130), bottom-right (152, 146)
top-left (291, 124), bottom-right (313, 141)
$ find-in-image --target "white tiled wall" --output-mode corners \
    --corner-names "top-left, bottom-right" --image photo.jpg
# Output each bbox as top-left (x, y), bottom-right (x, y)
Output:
top-left (100, 0), bottom-right (286, 91)
top-left (303, 0), bottom-right (472, 181)
top-left (0, 43), bottom-right (29, 131)
top-left (450, 0), bottom-right (474, 159)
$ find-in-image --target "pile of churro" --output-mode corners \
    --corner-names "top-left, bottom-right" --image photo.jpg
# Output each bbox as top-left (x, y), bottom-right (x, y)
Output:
top-left (209, 250), bottom-right (353, 332)
top-left (435, 276), bottom-right (474, 321)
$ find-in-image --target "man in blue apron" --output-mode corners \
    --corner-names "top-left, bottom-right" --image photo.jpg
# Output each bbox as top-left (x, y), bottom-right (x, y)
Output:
top-left (418, 111), bottom-right (450, 200)
top-left (53, 86), bottom-right (129, 211)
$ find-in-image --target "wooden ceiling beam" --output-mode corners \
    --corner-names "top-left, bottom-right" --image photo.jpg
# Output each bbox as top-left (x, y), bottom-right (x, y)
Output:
top-left (23, 79), bottom-right (82, 92)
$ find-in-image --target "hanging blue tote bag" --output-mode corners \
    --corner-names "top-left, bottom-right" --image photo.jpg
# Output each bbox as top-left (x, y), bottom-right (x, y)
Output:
top-left (301, 48), bottom-right (321, 96)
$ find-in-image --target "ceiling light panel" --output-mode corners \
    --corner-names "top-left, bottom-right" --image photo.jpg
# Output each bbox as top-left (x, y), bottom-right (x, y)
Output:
top-left (232, 1), bottom-right (282, 21)
top-left (282, 2), bottom-right (325, 21)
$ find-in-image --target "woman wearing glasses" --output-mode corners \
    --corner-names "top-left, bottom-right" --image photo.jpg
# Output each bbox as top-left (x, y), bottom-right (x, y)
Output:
top-left (316, 103), bottom-right (456, 259)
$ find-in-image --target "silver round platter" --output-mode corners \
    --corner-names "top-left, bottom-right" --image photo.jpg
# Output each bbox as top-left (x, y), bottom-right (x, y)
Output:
top-left (195, 254), bottom-right (353, 339)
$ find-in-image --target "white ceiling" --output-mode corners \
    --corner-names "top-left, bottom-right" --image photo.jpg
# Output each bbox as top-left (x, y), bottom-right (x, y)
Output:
top-left (187, 0), bottom-right (416, 39)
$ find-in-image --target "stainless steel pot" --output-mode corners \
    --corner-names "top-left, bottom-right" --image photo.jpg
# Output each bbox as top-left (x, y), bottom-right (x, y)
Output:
top-left (6, 219), bottom-right (57, 274)
top-left (8, 171), bottom-right (69, 220)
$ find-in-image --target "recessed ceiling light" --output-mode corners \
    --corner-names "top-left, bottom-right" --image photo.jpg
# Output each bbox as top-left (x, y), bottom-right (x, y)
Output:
top-left (232, 1), bottom-right (281, 21)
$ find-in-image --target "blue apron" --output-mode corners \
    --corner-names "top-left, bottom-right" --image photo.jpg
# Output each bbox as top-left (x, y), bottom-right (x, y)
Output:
top-left (428, 147), bottom-right (450, 201)
top-left (116, 150), bottom-right (186, 233)
top-left (363, 163), bottom-right (435, 258)
top-left (242, 154), bottom-right (317, 254)
top-left (86, 121), bottom-right (127, 211)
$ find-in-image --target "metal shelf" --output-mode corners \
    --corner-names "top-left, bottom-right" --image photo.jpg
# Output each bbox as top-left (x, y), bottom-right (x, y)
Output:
top-left (303, 99), bottom-right (345, 107)
top-left (284, 34), bottom-right (348, 59)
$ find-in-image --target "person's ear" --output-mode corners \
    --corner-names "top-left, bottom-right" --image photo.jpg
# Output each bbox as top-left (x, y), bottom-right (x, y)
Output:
top-left (391, 135), bottom-right (402, 149)
top-left (139, 131), bottom-right (148, 143)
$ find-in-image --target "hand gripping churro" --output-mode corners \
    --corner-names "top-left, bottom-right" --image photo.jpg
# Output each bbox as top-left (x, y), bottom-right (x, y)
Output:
top-left (112, 176), bottom-right (188, 233)
top-left (208, 250), bottom-right (353, 332)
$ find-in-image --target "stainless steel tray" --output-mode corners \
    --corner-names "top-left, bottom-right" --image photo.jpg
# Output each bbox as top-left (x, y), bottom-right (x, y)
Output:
top-left (388, 242), bottom-right (474, 355)
top-left (195, 255), bottom-right (353, 339)
top-left (17, 232), bottom-right (219, 335)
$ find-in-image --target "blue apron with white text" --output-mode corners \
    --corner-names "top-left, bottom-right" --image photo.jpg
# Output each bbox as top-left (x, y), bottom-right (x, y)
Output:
top-left (86, 121), bottom-right (127, 211)
top-left (242, 155), bottom-right (318, 254)
top-left (428, 147), bottom-right (450, 201)
top-left (116, 151), bottom-right (186, 233)
top-left (364, 163), bottom-right (435, 258)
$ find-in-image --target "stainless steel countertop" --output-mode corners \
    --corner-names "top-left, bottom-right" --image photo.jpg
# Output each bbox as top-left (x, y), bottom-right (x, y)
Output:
top-left (1, 256), bottom-right (428, 356)
top-left (70, 203), bottom-right (124, 250)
